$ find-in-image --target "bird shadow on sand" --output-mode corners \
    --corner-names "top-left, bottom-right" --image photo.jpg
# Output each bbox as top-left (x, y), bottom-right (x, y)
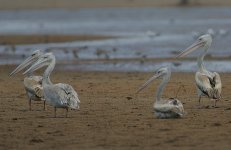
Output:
top-left (193, 105), bottom-right (221, 109)
top-left (36, 115), bottom-right (76, 119)
top-left (19, 109), bottom-right (46, 112)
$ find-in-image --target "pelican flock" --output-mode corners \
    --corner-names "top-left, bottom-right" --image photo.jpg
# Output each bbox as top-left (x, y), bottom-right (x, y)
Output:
top-left (9, 33), bottom-right (223, 119)
top-left (177, 34), bottom-right (222, 106)
top-left (137, 66), bottom-right (185, 119)
top-left (10, 50), bottom-right (46, 110)
top-left (24, 52), bottom-right (80, 117)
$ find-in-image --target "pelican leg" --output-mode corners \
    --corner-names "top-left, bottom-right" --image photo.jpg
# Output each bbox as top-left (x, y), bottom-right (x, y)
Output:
top-left (54, 107), bottom-right (56, 118)
top-left (65, 108), bottom-right (68, 118)
top-left (29, 99), bottom-right (32, 111)
top-left (198, 95), bottom-right (202, 105)
top-left (43, 101), bottom-right (46, 111)
top-left (214, 99), bottom-right (217, 107)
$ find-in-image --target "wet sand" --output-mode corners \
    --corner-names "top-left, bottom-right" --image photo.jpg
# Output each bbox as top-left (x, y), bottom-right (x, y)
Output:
top-left (0, 65), bottom-right (231, 150)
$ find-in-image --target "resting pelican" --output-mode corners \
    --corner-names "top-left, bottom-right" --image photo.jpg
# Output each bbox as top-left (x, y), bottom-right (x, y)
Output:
top-left (10, 50), bottom-right (45, 110)
top-left (177, 34), bottom-right (222, 106)
top-left (137, 66), bottom-right (184, 119)
top-left (24, 53), bottom-right (80, 117)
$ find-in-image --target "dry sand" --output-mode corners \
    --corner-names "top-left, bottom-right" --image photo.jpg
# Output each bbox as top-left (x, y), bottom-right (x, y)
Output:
top-left (0, 0), bottom-right (231, 10)
top-left (0, 65), bottom-right (231, 150)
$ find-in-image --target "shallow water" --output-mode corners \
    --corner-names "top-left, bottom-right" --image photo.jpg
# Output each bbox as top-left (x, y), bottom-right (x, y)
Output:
top-left (55, 60), bottom-right (231, 73)
top-left (0, 7), bottom-right (231, 72)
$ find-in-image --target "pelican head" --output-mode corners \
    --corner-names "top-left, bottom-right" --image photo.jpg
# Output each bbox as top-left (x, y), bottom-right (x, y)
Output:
top-left (154, 67), bottom-right (170, 78)
top-left (136, 66), bottom-right (170, 93)
top-left (10, 49), bottom-right (43, 76)
top-left (177, 34), bottom-right (212, 58)
top-left (23, 53), bottom-right (55, 75)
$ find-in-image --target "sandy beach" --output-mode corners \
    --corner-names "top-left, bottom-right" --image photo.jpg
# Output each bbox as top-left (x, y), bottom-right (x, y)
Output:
top-left (0, 65), bottom-right (231, 150)
top-left (0, 0), bottom-right (231, 149)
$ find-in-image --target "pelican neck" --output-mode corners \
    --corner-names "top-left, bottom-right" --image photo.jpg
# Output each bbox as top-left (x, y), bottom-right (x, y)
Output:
top-left (197, 47), bottom-right (208, 72)
top-left (155, 71), bottom-right (171, 103)
top-left (42, 57), bottom-right (56, 85)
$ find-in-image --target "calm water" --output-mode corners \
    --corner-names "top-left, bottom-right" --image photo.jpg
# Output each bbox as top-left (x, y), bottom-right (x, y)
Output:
top-left (0, 7), bottom-right (231, 72)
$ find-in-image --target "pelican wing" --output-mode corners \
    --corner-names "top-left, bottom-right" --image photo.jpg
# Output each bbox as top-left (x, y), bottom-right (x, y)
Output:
top-left (24, 76), bottom-right (43, 98)
top-left (154, 99), bottom-right (184, 116)
top-left (34, 85), bottom-right (44, 98)
top-left (213, 72), bottom-right (222, 99)
top-left (195, 72), bottom-right (214, 97)
top-left (29, 76), bottom-right (43, 83)
top-left (195, 72), bottom-right (221, 99)
top-left (52, 83), bottom-right (80, 109)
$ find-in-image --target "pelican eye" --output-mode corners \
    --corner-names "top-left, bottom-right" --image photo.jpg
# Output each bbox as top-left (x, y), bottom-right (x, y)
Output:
top-left (173, 100), bottom-right (178, 105)
top-left (31, 53), bottom-right (36, 56)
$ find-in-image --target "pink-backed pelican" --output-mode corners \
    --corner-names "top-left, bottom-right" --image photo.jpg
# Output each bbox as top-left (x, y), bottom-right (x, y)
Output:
top-left (137, 66), bottom-right (184, 119)
top-left (24, 53), bottom-right (80, 117)
top-left (177, 34), bottom-right (222, 106)
top-left (10, 50), bottom-right (45, 110)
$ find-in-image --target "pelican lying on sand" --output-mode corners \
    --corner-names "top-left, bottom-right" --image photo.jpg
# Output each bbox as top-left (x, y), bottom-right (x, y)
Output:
top-left (24, 53), bottom-right (80, 117)
top-left (177, 34), bottom-right (222, 106)
top-left (10, 50), bottom-right (46, 110)
top-left (137, 66), bottom-right (184, 119)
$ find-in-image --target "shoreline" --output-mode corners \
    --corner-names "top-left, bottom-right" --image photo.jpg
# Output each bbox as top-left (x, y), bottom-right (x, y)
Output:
top-left (0, 34), bottom-right (114, 45)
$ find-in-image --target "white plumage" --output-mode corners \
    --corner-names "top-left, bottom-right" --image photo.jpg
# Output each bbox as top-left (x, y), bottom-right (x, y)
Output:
top-left (10, 50), bottom-right (45, 110)
top-left (24, 52), bottom-right (80, 117)
top-left (195, 72), bottom-right (222, 105)
top-left (177, 34), bottom-right (222, 106)
top-left (24, 76), bottom-right (43, 100)
top-left (137, 66), bottom-right (185, 119)
top-left (44, 83), bottom-right (80, 109)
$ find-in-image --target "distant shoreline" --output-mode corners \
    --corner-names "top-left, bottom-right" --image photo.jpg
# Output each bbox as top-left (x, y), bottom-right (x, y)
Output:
top-left (0, 34), bottom-right (114, 45)
top-left (0, 0), bottom-right (231, 10)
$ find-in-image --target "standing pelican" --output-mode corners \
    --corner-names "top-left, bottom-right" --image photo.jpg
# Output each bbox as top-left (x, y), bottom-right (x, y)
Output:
top-left (24, 53), bottom-right (80, 117)
top-left (137, 66), bottom-right (184, 119)
top-left (10, 50), bottom-right (46, 110)
top-left (177, 34), bottom-right (222, 106)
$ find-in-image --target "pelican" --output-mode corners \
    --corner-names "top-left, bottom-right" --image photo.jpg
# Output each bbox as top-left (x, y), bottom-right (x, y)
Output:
top-left (137, 66), bottom-right (184, 119)
top-left (24, 53), bottom-right (80, 117)
top-left (10, 50), bottom-right (46, 110)
top-left (177, 34), bottom-right (222, 106)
